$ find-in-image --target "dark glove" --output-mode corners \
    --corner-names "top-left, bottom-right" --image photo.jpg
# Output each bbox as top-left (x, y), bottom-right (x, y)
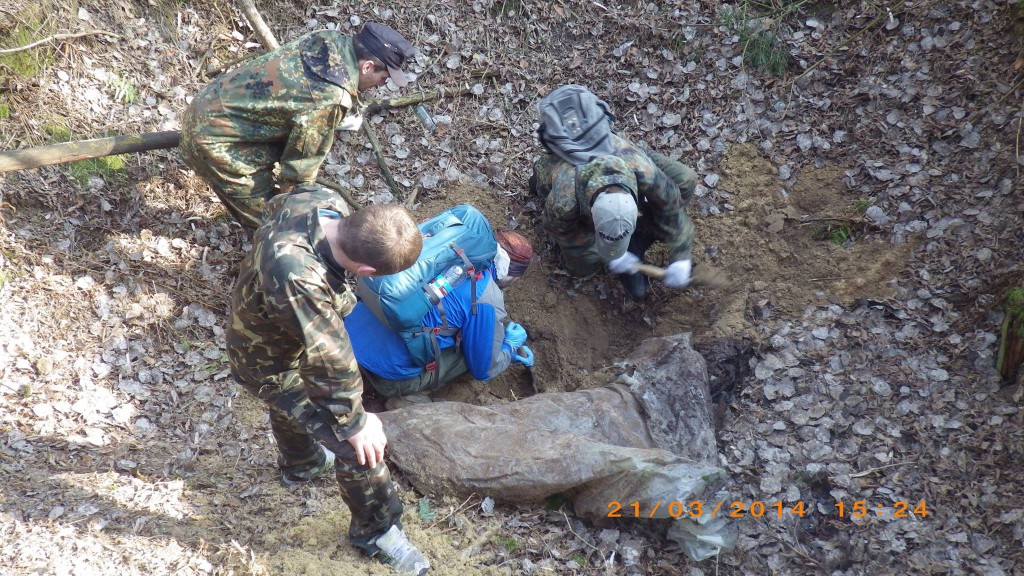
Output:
top-left (515, 345), bottom-right (535, 368)
top-left (503, 322), bottom-right (528, 350)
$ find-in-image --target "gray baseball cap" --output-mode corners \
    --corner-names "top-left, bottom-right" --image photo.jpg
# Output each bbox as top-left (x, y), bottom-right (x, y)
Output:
top-left (592, 190), bottom-right (638, 261)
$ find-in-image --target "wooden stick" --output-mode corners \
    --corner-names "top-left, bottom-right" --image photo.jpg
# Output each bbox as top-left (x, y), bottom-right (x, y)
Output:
top-left (0, 30), bottom-right (121, 55)
top-left (236, 0), bottom-right (280, 49)
top-left (633, 263), bottom-right (731, 290)
top-left (0, 131), bottom-right (180, 173)
top-left (315, 177), bottom-right (362, 211)
top-left (361, 122), bottom-right (403, 201)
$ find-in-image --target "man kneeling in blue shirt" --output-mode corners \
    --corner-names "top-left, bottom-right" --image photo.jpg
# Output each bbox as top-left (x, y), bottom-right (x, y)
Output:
top-left (345, 230), bottom-right (535, 409)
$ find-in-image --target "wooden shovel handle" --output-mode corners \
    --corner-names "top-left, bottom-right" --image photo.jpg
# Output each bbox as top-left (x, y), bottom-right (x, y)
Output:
top-left (632, 262), bottom-right (731, 289)
top-left (634, 263), bottom-right (667, 279)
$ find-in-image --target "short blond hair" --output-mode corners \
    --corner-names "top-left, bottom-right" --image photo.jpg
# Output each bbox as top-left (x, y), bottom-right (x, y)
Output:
top-left (340, 204), bottom-right (422, 275)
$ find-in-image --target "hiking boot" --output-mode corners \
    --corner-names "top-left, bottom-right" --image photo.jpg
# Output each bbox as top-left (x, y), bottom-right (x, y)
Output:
top-left (280, 448), bottom-right (335, 487)
top-left (385, 393), bottom-right (432, 411)
top-left (618, 272), bottom-right (650, 301)
top-left (373, 525), bottom-right (430, 575)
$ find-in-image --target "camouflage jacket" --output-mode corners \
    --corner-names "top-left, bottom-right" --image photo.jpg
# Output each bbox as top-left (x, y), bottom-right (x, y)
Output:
top-left (184, 30), bottom-right (360, 185)
top-left (227, 186), bottom-right (365, 439)
top-left (533, 133), bottom-right (693, 262)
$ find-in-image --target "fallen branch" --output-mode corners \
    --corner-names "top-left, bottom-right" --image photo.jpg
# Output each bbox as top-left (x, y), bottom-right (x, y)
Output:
top-left (236, 0), bottom-right (280, 50)
top-left (0, 30), bottom-right (121, 55)
top-left (315, 177), bottom-right (362, 211)
top-left (361, 122), bottom-right (403, 201)
top-left (0, 131), bottom-right (180, 173)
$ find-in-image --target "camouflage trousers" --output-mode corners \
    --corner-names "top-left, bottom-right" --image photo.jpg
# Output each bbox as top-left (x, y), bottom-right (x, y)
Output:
top-left (236, 370), bottom-right (403, 551)
top-left (361, 347), bottom-right (468, 398)
top-left (179, 109), bottom-right (283, 230)
top-left (551, 152), bottom-right (697, 276)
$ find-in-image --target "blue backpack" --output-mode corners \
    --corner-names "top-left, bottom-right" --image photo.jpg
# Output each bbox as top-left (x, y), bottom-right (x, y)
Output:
top-left (354, 204), bottom-right (498, 370)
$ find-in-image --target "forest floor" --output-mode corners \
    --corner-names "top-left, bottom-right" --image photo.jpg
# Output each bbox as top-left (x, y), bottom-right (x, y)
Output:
top-left (1, 0), bottom-right (1023, 575)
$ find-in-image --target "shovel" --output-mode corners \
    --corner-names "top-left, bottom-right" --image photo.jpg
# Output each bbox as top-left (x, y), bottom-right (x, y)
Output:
top-left (633, 262), bottom-right (731, 289)
top-left (517, 346), bottom-right (539, 395)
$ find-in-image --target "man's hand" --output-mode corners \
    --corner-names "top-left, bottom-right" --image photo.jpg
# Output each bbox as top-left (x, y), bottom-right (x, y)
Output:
top-left (514, 345), bottom-right (535, 367)
top-left (346, 412), bottom-right (387, 468)
top-left (503, 322), bottom-right (528, 350)
top-left (663, 259), bottom-right (692, 289)
top-left (608, 252), bottom-right (640, 274)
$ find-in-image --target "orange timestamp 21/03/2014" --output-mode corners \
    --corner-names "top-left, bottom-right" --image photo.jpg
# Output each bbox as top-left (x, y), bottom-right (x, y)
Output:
top-left (606, 500), bottom-right (930, 519)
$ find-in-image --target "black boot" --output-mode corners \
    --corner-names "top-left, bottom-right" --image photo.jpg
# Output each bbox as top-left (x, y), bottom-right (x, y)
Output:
top-left (618, 272), bottom-right (650, 301)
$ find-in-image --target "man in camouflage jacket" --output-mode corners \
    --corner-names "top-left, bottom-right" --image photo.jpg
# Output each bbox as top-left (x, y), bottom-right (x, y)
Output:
top-left (531, 132), bottom-right (697, 300)
top-left (227, 183), bottom-right (426, 563)
top-left (180, 23), bottom-right (415, 229)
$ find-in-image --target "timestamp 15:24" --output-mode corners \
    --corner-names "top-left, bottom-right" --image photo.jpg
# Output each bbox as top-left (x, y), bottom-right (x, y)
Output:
top-left (834, 500), bottom-right (929, 518)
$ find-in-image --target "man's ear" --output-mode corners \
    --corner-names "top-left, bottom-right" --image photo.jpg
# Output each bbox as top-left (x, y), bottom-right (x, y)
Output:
top-left (353, 263), bottom-right (377, 277)
top-left (358, 60), bottom-right (375, 75)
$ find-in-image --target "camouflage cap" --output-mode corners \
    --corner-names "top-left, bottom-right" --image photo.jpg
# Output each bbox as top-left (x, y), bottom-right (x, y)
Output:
top-left (357, 22), bottom-right (415, 87)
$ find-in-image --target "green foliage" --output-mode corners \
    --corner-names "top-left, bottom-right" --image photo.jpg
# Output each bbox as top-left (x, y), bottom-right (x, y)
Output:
top-left (496, 535), bottom-right (518, 553)
top-left (417, 498), bottom-right (436, 521)
top-left (0, 99), bottom-right (9, 119)
top-left (1006, 287), bottom-right (1024, 318)
top-left (107, 74), bottom-right (138, 104)
top-left (491, 0), bottom-right (522, 17)
top-left (850, 198), bottom-right (870, 215)
top-left (571, 554), bottom-right (588, 566)
top-left (826, 224), bottom-right (852, 245)
top-left (0, 24), bottom-right (55, 77)
top-left (720, 1), bottom-right (804, 76)
top-left (812, 222), bottom-right (853, 245)
top-left (42, 119), bottom-right (72, 142)
top-left (67, 156), bottom-right (128, 186)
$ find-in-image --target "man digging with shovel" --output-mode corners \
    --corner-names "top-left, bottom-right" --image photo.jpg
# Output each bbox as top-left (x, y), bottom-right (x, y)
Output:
top-left (529, 85), bottom-right (703, 300)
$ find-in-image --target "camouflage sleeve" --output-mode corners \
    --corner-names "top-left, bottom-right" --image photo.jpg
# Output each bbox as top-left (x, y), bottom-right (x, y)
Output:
top-left (542, 181), bottom-right (589, 254)
top-left (637, 157), bottom-right (695, 262)
top-left (278, 105), bottom-right (344, 185)
top-left (530, 154), bottom-right (555, 199)
top-left (270, 271), bottom-right (366, 439)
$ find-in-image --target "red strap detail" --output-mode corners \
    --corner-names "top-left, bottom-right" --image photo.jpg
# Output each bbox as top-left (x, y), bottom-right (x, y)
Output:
top-left (425, 361), bottom-right (437, 373)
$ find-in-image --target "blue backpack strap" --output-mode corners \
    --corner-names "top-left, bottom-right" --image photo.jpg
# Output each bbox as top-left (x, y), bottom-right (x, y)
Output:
top-left (423, 300), bottom-right (458, 388)
top-left (449, 241), bottom-right (480, 316)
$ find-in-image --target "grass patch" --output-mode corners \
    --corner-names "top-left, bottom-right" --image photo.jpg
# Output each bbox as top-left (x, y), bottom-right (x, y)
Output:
top-left (0, 99), bottom-right (9, 119)
top-left (496, 535), bottom-right (518, 553)
top-left (491, 0), bottom-right (523, 17)
top-left (107, 74), bottom-right (138, 104)
top-left (0, 24), bottom-right (56, 78)
top-left (720, 1), bottom-right (806, 77)
top-left (850, 197), bottom-right (869, 215)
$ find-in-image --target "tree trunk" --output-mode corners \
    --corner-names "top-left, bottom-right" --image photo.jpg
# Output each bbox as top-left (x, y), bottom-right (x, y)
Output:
top-left (996, 288), bottom-right (1024, 383)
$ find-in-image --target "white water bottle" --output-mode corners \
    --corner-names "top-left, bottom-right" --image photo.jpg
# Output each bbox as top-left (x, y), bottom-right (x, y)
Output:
top-left (424, 264), bottom-right (465, 304)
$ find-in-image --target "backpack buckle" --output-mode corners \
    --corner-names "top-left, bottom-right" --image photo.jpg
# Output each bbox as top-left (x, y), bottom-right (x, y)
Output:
top-left (424, 361), bottom-right (437, 373)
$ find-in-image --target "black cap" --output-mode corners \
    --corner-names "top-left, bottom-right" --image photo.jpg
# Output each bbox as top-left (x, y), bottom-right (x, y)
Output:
top-left (357, 22), bottom-right (415, 87)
